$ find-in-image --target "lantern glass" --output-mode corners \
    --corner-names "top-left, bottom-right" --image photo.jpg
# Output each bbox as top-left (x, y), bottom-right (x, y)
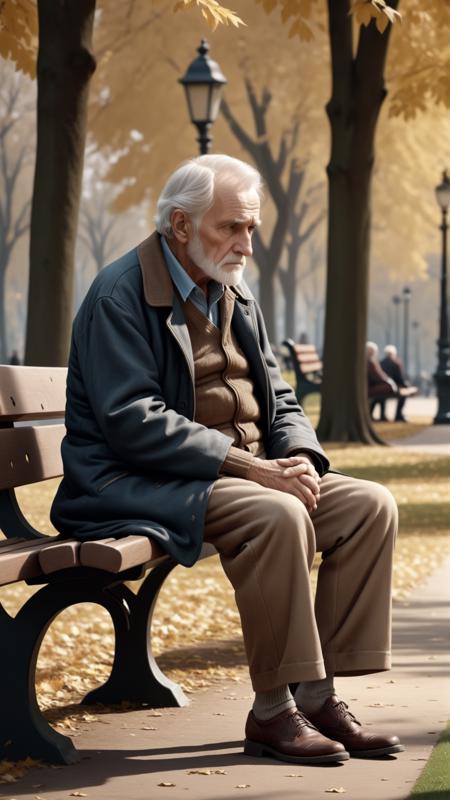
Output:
top-left (435, 172), bottom-right (450, 210)
top-left (185, 83), bottom-right (210, 123)
top-left (209, 84), bottom-right (224, 122)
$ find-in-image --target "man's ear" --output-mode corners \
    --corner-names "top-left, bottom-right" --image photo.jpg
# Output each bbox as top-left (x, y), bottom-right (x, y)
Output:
top-left (171, 209), bottom-right (192, 244)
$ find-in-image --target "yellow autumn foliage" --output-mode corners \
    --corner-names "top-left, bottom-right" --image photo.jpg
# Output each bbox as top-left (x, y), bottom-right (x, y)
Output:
top-left (0, 0), bottom-right (37, 77)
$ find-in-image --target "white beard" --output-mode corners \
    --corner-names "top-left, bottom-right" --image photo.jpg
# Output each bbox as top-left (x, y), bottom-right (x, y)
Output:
top-left (187, 232), bottom-right (245, 286)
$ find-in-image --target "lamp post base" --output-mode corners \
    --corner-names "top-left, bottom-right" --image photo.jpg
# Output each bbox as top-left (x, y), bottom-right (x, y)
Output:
top-left (433, 368), bottom-right (450, 424)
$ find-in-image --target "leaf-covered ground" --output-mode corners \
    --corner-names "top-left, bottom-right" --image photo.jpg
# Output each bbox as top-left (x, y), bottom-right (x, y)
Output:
top-left (0, 436), bottom-right (449, 767)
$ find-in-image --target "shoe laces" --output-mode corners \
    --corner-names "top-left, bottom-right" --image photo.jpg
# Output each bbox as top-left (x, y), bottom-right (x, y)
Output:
top-left (333, 699), bottom-right (361, 726)
top-left (292, 709), bottom-right (318, 733)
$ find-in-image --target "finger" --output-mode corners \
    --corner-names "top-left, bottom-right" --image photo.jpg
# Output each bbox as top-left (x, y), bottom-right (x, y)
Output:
top-left (276, 457), bottom-right (308, 467)
top-left (297, 474), bottom-right (321, 496)
top-left (288, 485), bottom-right (314, 510)
top-left (283, 463), bottom-right (320, 483)
top-left (281, 463), bottom-right (310, 477)
top-left (292, 479), bottom-right (318, 511)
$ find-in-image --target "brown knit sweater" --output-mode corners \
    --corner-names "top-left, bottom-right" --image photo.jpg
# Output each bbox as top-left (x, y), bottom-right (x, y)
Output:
top-left (184, 287), bottom-right (264, 478)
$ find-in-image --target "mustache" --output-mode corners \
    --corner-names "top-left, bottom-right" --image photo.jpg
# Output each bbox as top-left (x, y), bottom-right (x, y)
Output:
top-left (219, 257), bottom-right (246, 267)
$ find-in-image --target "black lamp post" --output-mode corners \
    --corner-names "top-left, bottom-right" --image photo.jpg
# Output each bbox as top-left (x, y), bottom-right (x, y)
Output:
top-left (412, 320), bottom-right (421, 383)
top-left (402, 286), bottom-right (412, 377)
top-left (179, 40), bottom-right (227, 155)
top-left (433, 169), bottom-right (450, 424)
top-left (392, 295), bottom-right (401, 349)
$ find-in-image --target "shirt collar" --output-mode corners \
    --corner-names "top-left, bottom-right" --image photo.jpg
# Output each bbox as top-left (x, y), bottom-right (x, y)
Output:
top-left (161, 235), bottom-right (197, 304)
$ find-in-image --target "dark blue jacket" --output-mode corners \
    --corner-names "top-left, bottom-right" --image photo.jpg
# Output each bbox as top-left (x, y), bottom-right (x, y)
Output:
top-left (51, 233), bottom-right (329, 567)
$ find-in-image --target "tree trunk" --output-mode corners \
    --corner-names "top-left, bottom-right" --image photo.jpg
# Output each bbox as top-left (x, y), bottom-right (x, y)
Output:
top-left (0, 258), bottom-right (7, 363)
top-left (25, 0), bottom-right (96, 366)
top-left (284, 279), bottom-right (296, 340)
top-left (280, 243), bottom-right (298, 340)
top-left (317, 0), bottom-right (397, 443)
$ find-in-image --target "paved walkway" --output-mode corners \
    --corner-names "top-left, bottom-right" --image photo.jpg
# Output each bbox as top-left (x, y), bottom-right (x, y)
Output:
top-left (8, 556), bottom-right (450, 800)
top-left (386, 395), bottom-right (450, 455)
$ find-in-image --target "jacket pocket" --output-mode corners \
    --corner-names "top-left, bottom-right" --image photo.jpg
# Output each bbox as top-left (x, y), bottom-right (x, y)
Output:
top-left (97, 471), bottom-right (130, 493)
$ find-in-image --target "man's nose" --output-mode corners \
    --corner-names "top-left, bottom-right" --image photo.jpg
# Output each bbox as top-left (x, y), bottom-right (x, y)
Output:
top-left (234, 231), bottom-right (253, 257)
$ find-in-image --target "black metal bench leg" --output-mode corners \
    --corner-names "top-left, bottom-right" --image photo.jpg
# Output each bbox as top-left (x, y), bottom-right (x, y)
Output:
top-left (0, 597), bottom-right (79, 764)
top-left (83, 560), bottom-right (188, 708)
top-left (0, 580), bottom-right (131, 764)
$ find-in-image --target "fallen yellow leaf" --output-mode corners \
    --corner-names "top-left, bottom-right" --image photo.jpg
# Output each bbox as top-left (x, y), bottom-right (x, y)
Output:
top-left (188, 769), bottom-right (213, 775)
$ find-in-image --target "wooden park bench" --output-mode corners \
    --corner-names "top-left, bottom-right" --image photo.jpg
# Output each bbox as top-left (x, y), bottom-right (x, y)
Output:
top-left (0, 365), bottom-right (214, 765)
top-left (282, 339), bottom-right (323, 404)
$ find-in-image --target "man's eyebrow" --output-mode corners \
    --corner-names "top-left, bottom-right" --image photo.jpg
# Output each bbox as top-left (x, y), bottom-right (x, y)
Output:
top-left (222, 217), bottom-right (262, 226)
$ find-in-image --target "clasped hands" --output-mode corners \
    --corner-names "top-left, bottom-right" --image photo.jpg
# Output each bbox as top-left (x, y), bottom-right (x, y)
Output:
top-left (247, 454), bottom-right (321, 513)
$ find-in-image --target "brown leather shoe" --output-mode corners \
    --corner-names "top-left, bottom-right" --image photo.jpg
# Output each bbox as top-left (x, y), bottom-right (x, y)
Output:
top-left (306, 696), bottom-right (405, 758)
top-left (244, 707), bottom-right (349, 764)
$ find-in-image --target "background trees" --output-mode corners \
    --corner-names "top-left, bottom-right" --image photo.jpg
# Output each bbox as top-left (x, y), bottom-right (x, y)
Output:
top-left (0, 0), bottom-right (448, 442)
top-left (0, 60), bottom-right (34, 362)
top-left (254, 0), bottom-right (449, 441)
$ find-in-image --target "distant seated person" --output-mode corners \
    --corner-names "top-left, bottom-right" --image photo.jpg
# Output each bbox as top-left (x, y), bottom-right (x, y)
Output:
top-left (367, 342), bottom-right (417, 422)
top-left (380, 345), bottom-right (417, 422)
top-left (366, 341), bottom-right (398, 421)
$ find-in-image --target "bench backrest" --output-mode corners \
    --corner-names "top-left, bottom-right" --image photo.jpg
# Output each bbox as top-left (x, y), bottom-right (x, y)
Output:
top-left (283, 340), bottom-right (322, 376)
top-left (291, 344), bottom-right (322, 375)
top-left (0, 365), bottom-right (67, 491)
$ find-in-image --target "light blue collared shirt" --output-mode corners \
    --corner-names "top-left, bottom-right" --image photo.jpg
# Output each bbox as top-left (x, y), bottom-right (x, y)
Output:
top-left (161, 236), bottom-right (224, 327)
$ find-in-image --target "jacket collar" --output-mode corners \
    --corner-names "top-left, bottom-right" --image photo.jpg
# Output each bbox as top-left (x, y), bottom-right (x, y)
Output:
top-left (137, 231), bottom-right (253, 307)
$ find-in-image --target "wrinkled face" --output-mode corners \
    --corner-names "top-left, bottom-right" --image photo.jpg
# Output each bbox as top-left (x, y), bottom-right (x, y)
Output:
top-left (187, 183), bottom-right (261, 286)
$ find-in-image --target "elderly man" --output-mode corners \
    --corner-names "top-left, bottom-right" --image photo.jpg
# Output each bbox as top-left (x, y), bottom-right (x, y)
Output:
top-left (52, 155), bottom-right (403, 765)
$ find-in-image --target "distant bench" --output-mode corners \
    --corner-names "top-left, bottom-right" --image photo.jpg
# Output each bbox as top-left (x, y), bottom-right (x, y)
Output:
top-left (0, 365), bottom-right (214, 765)
top-left (282, 339), bottom-right (322, 404)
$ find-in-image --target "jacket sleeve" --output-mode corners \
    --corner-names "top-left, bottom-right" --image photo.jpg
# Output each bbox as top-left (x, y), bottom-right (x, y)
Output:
top-left (252, 301), bottom-right (330, 475)
top-left (78, 296), bottom-right (235, 480)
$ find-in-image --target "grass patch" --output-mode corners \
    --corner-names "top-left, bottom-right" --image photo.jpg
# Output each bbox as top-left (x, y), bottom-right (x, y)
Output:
top-left (281, 371), bottom-right (431, 442)
top-left (328, 448), bottom-right (450, 482)
top-left (410, 722), bottom-right (450, 799)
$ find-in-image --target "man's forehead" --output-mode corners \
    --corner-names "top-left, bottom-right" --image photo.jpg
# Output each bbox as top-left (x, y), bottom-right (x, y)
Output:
top-left (209, 185), bottom-right (261, 222)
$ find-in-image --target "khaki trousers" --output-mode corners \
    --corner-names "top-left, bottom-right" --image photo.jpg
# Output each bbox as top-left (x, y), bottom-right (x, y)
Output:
top-left (203, 471), bottom-right (398, 692)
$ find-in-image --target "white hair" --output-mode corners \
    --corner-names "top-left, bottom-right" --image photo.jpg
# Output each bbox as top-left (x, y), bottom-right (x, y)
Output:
top-left (366, 341), bottom-right (379, 356)
top-left (384, 344), bottom-right (397, 358)
top-left (154, 154), bottom-right (263, 238)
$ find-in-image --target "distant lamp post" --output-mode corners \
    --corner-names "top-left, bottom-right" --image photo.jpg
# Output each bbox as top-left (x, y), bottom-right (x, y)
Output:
top-left (402, 286), bottom-right (412, 377)
top-left (433, 169), bottom-right (450, 424)
top-left (179, 40), bottom-right (227, 155)
top-left (392, 295), bottom-right (401, 349)
top-left (412, 320), bottom-right (421, 383)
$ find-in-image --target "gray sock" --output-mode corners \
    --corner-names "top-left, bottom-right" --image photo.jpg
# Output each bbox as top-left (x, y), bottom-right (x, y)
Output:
top-left (294, 675), bottom-right (335, 714)
top-left (252, 685), bottom-right (296, 721)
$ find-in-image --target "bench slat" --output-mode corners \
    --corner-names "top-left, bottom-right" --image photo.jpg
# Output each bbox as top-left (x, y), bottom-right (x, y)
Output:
top-left (0, 425), bottom-right (64, 489)
top-left (38, 541), bottom-right (80, 573)
top-left (0, 538), bottom-right (50, 554)
top-left (80, 535), bottom-right (166, 573)
top-left (293, 344), bottom-right (317, 354)
top-left (297, 358), bottom-right (322, 372)
top-left (0, 537), bottom-right (26, 549)
top-left (0, 540), bottom-right (76, 585)
top-left (0, 366), bottom-right (66, 421)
